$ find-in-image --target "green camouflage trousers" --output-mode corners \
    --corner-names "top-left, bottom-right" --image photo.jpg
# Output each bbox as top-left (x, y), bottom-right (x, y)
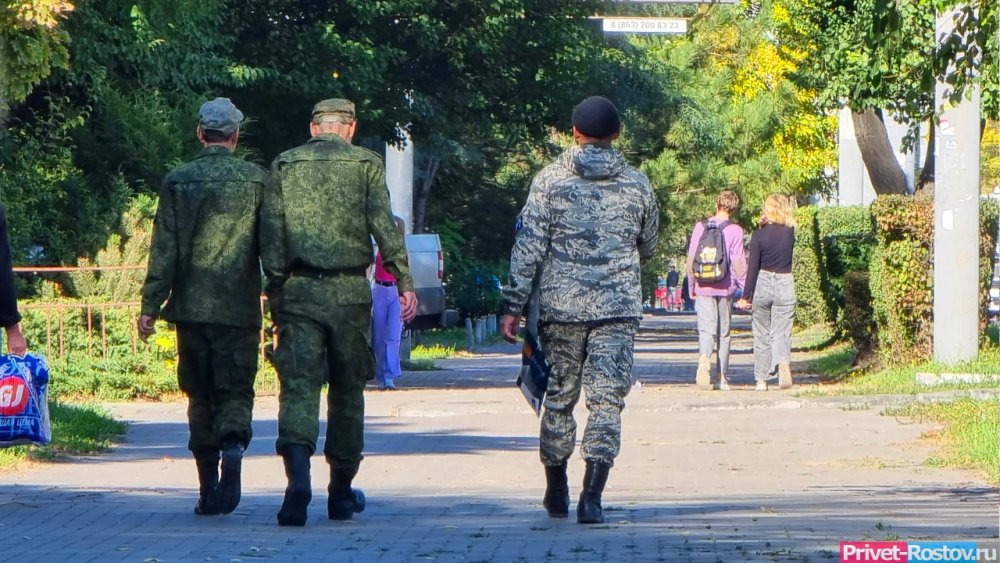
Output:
top-left (175, 323), bottom-right (259, 453)
top-left (273, 278), bottom-right (374, 470)
top-left (538, 319), bottom-right (638, 467)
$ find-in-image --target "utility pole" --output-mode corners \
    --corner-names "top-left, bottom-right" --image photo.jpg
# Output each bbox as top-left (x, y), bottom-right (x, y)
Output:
top-left (385, 129), bottom-right (414, 234)
top-left (932, 6), bottom-right (981, 364)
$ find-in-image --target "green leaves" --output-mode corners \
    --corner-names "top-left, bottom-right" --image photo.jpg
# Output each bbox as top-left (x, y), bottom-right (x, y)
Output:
top-left (0, 2), bottom-right (71, 107)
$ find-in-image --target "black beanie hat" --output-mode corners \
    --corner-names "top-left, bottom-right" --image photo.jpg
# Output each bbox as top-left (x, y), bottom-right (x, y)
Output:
top-left (571, 96), bottom-right (621, 138)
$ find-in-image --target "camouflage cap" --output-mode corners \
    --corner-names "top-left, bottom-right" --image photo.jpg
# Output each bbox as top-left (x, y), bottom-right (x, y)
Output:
top-left (312, 98), bottom-right (356, 122)
top-left (198, 97), bottom-right (243, 136)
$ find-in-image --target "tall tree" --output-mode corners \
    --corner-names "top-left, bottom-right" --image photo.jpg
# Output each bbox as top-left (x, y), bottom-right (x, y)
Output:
top-left (778, 0), bottom-right (997, 193)
top-left (221, 0), bottom-right (606, 232)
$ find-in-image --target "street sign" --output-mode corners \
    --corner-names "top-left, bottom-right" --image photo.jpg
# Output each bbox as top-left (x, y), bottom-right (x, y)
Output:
top-left (602, 17), bottom-right (688, 34)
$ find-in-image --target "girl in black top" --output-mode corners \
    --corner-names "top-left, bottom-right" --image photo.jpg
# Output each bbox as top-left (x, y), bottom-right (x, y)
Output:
top-left (737, 195), bottom-right (796, 391)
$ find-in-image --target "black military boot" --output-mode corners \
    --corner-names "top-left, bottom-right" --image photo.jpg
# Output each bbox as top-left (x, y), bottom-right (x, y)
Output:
top-left (327, 465), bottom-right (366, 521)
top-left (276, 445), bottom-right (312, 526)
top-left (577, 461), bottom-right (611, 524)
top-left (217, 438), bottom-right (244, 514)
top-left (542, 463), bottom-right (569, 518)
top-left (193, 450), bottom-right (220, 516)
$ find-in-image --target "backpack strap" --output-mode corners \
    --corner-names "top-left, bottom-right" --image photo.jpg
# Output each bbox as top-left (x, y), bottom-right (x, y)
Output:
top-left (703, 219), bottom-right (730, 230)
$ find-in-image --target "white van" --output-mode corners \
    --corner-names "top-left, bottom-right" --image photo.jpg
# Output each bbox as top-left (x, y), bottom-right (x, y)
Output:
top-left (404, 234), bottom-right (458, 330)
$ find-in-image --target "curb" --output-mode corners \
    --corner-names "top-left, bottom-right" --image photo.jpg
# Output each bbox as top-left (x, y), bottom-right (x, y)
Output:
top-left (629, 388), bottom-right (1000, 412)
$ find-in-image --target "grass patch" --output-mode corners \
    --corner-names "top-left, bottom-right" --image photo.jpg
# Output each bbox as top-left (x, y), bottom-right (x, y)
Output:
top-left (410, 344), bottom-right (459, 360)
top-left (400, 359), bottom-right (437, 371)
top-left (412, 327), bottom-right (504, 356)
top-left (792, 323), bottom-right (837, 351)
top-left (886, 398), bottom-right (999, 482)
top-left (805, 347), bottom-right (1000, 396)
top-left (414, 327), bottom-right (470, 349)
top-left (0, 401), bottom-right (126, 467)
top-left (802, 341), bottom-right (857, 381)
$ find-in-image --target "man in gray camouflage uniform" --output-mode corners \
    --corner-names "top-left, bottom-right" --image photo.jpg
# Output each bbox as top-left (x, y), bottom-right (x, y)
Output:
top-left (500, 96), bottom-right (659, 525)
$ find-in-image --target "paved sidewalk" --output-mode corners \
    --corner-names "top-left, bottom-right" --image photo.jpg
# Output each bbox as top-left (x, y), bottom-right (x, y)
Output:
top-left (1, 315), bottom-right (996, 561)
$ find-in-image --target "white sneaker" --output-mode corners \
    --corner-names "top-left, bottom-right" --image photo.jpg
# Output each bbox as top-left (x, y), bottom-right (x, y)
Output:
top-left (778, 362), bottom-right (793, 390)
top-left (696, 355), bottom-right (712, 390)
top-left (717, 377), bottom-right (731, 391)
top-left (755, 380), bottom-right (768, 391)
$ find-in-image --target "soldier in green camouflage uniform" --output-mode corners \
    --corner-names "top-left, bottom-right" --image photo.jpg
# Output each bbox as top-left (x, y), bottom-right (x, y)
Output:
top-left (139, 98), bottom-right (266, 517)
top-left (261, 98), bottom-right (417, 527)
top-left (501, 96), bottom-right (659, 525)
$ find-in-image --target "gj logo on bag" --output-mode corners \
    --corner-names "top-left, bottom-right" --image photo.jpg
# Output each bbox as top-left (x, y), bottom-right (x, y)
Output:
top-left (0, 375), bottom-right (29, 415)
top-left (0, 353), bottom-right (52, 447)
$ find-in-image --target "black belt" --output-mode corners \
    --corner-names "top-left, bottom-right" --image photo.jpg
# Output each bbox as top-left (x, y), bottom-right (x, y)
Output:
top-left (375, 280), bottom-right (396, 287)
top-left (289, 266), bottom-right (367, 279)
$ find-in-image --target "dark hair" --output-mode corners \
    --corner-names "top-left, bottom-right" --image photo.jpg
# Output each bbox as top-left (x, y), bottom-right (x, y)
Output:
top-left (201, 129), bottom-right (235, 143)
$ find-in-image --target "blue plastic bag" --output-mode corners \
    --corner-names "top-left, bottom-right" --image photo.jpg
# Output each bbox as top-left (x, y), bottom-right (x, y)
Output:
top-left (0, 353), bottom-right (51, 447)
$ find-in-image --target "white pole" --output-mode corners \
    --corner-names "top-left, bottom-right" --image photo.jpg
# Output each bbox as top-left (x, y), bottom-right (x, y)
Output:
top-left (385, 129), bottom-right (414, 233)
top-left (933, 6), bottom-right (981, 363)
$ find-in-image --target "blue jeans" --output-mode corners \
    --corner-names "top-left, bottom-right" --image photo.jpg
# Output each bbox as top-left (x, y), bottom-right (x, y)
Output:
top-left (372, 283), bottom-right (402, 385)
top-left (751, 272), bottom-right (796, 381)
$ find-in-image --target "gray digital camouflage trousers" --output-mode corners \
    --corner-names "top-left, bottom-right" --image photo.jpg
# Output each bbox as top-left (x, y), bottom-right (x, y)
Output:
top-left (538, 318), bottom-right (638, 467)
top-left (175, 322), bottom-right (259, 454)
top-left (273, 277), bottom-right (374, 471)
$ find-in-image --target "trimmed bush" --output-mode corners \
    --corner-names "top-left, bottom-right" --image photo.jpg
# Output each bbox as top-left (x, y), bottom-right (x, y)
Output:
top-left (792, 206), bottom-right (831, 327)
top-left (980, 199), bottom-right (999, 344)
top-left (869, 194), bottom-right (934, 360)
top-left (817, 207), bottom-right (875, 275)
top-left (816, 206), bottom-right (876, 332)
top-left (843, 270), bottom-right (876, 358)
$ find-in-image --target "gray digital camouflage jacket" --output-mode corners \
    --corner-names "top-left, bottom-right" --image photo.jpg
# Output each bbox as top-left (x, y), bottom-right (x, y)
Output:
top-left (503, 143), bottom-right (659, 323)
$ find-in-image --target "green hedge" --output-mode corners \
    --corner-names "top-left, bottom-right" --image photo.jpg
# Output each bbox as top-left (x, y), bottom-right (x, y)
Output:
top-left (792, 205), bottom-right (874, 330)
top-left (792, 206), bottom-right (831, 327)
top-left (19, 296), bottom-right (279, 400)
top-left (755, 198), bottom-right (995, 359)
top-left (980, 199), bottom-right (999, 342)
top-left (843, 270), bottom-right (876, 357)
top-left (816, 207), bottom-right (875, 331)
top-left (851, 196), bottom-right (998, 362)
top-left (869, 195), bottom-right (935, 359)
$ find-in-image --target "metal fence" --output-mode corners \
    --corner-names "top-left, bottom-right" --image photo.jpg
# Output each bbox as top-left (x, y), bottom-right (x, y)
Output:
top-left (14, 265), bottom-right (276, 390)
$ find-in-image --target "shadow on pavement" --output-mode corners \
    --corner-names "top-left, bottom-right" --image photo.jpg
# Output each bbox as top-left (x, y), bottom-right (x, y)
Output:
top-left (77, 418), bottom-right (538, 464)
top-left (0, 484), bottom-right (994, 561)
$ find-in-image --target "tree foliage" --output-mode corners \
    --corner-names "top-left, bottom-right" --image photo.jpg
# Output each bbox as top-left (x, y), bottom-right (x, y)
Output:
top-left (938, 0), bottom-right (998, 118)
top-left (0, 1), bottom-right (73, 120)
top-left (1, 0), bottom-right (624, 273)
top-left (776, 0), bottom-right (996, 193)
top-left (640, 3), bottom-right (836, 258)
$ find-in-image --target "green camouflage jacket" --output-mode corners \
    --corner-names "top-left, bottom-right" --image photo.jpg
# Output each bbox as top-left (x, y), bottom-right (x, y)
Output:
top-left (261, 133), bottom-right (412, 309)
top-left (141, 145), bottom-right (267, 328)
top-left (503, 143), bottom-right (659, 323)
